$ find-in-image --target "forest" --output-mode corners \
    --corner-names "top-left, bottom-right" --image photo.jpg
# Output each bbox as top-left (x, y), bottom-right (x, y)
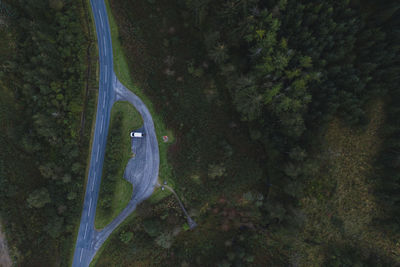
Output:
top-left (0, 0), bottom-right (399, 266)
top-left (95, 0), bottom-right (400, 266)
top-left (0, 0), bottom-right (96, 265)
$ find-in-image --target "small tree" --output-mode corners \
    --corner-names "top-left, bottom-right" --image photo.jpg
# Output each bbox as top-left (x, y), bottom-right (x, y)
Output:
top-left (120, 231), bottom-right (133, 244)
top-left (27, 188), bottom-right (51, 208)
top-left (208, 163), bottom-right (226, 179)
top-left (44, 216), bottom-right (64, 238)
top-left (155, 232), bottom-right (174, 249)
top-left (209, 43), bottom-right (228, 64)
top-left (143, 218), bottom-right (162, 237)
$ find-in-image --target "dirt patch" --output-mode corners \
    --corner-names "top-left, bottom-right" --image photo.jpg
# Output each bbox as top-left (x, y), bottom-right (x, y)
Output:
top-left (0, 224), bottom-right (12, 267)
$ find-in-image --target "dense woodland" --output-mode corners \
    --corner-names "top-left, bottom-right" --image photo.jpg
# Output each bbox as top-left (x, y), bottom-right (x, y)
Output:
top-left (96, 0), bottom-right (400, 266)
top-left (0, 0), bottom-right (96, 265)
top-left (0, 0), bottom-right (399, 266)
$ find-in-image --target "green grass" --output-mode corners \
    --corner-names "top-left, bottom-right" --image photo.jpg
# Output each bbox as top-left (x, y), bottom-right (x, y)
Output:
top-left (94, 102), bottom-right (142, 229)
top-left (105, 0), bottom-right (174, 190)
top-left (148, 186), bottom-right (172, 204)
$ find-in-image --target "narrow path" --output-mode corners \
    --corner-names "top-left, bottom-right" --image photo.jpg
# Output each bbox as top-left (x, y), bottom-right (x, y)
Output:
top-left (163, 185), bottom-right (197, 229)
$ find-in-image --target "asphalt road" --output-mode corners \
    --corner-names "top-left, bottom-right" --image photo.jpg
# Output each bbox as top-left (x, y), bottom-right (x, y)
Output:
top-left (72, 1), bottom-right (159, 266)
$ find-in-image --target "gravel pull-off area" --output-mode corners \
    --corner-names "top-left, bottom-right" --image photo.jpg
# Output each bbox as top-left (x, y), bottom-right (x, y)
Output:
top-left (0, 224), bottom-right (12, 267)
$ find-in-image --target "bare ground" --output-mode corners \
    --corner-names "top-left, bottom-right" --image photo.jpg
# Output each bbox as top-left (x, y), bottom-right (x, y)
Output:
top-left (0, 224), bottom-right (12, 267)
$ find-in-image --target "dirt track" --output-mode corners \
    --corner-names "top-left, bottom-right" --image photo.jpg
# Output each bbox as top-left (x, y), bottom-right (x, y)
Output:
top-left (0, 224), bottom-right (11, 267)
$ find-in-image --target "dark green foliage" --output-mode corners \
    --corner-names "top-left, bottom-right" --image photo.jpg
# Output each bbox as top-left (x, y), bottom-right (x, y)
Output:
top-left (372, 11), bottom-right (400, 235)
top-left (183, 1), bottom-right (399, 260)
top-left (119, 231), bottom-right (133, 244)
top-left (323, 242), bottom-right (396, 267)
top-left (154, 231), bottom-right (174, 249)
top-left (95, 197), bottom-right (186, 266)
top-left (44, 215), bottom-right (64, 238)
top-left (0, 0), bottom-right (96, 265)
top-left (215, 231), bottom-right (258, 267)
top-left (26, 188), bottom-right (51, 208)
top-left (101, 0), bottom-right (399, 265)
top-left (142, 218), bottom-right (163, 237)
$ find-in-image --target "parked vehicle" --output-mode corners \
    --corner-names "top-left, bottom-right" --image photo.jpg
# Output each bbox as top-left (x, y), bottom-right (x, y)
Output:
top-left (130, 131), bottom-right (144, 138)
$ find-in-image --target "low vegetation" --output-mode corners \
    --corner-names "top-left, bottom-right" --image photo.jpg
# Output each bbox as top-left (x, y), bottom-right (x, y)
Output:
top-left (95, 101), bottom-right (142, 229)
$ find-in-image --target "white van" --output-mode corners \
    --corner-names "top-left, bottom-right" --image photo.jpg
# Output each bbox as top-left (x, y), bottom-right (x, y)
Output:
top-left (130, 132), bottom-right (144, 138)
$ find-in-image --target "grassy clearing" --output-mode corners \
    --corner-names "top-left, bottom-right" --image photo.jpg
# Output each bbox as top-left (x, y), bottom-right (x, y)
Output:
top-left (105, 0), bottom-right (174, 191)
top-left (296, 100), bottom-right (398, 265)
top-left (95, 102), bottom-right (142, 229)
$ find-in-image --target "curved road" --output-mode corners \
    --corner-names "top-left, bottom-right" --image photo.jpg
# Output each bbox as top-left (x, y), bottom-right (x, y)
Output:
top-left (72, 0), bottom-right (159, 266)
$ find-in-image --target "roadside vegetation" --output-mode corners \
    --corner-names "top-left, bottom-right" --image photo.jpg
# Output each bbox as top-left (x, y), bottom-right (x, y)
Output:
top-left (104, 0), bottom-right (174, 185)
top-left (0, 0), bottom-right (97, 266)
top-left (94, 0), bottom-right (400, 265)
top-left (95, 102), bottom-right (142, 229)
